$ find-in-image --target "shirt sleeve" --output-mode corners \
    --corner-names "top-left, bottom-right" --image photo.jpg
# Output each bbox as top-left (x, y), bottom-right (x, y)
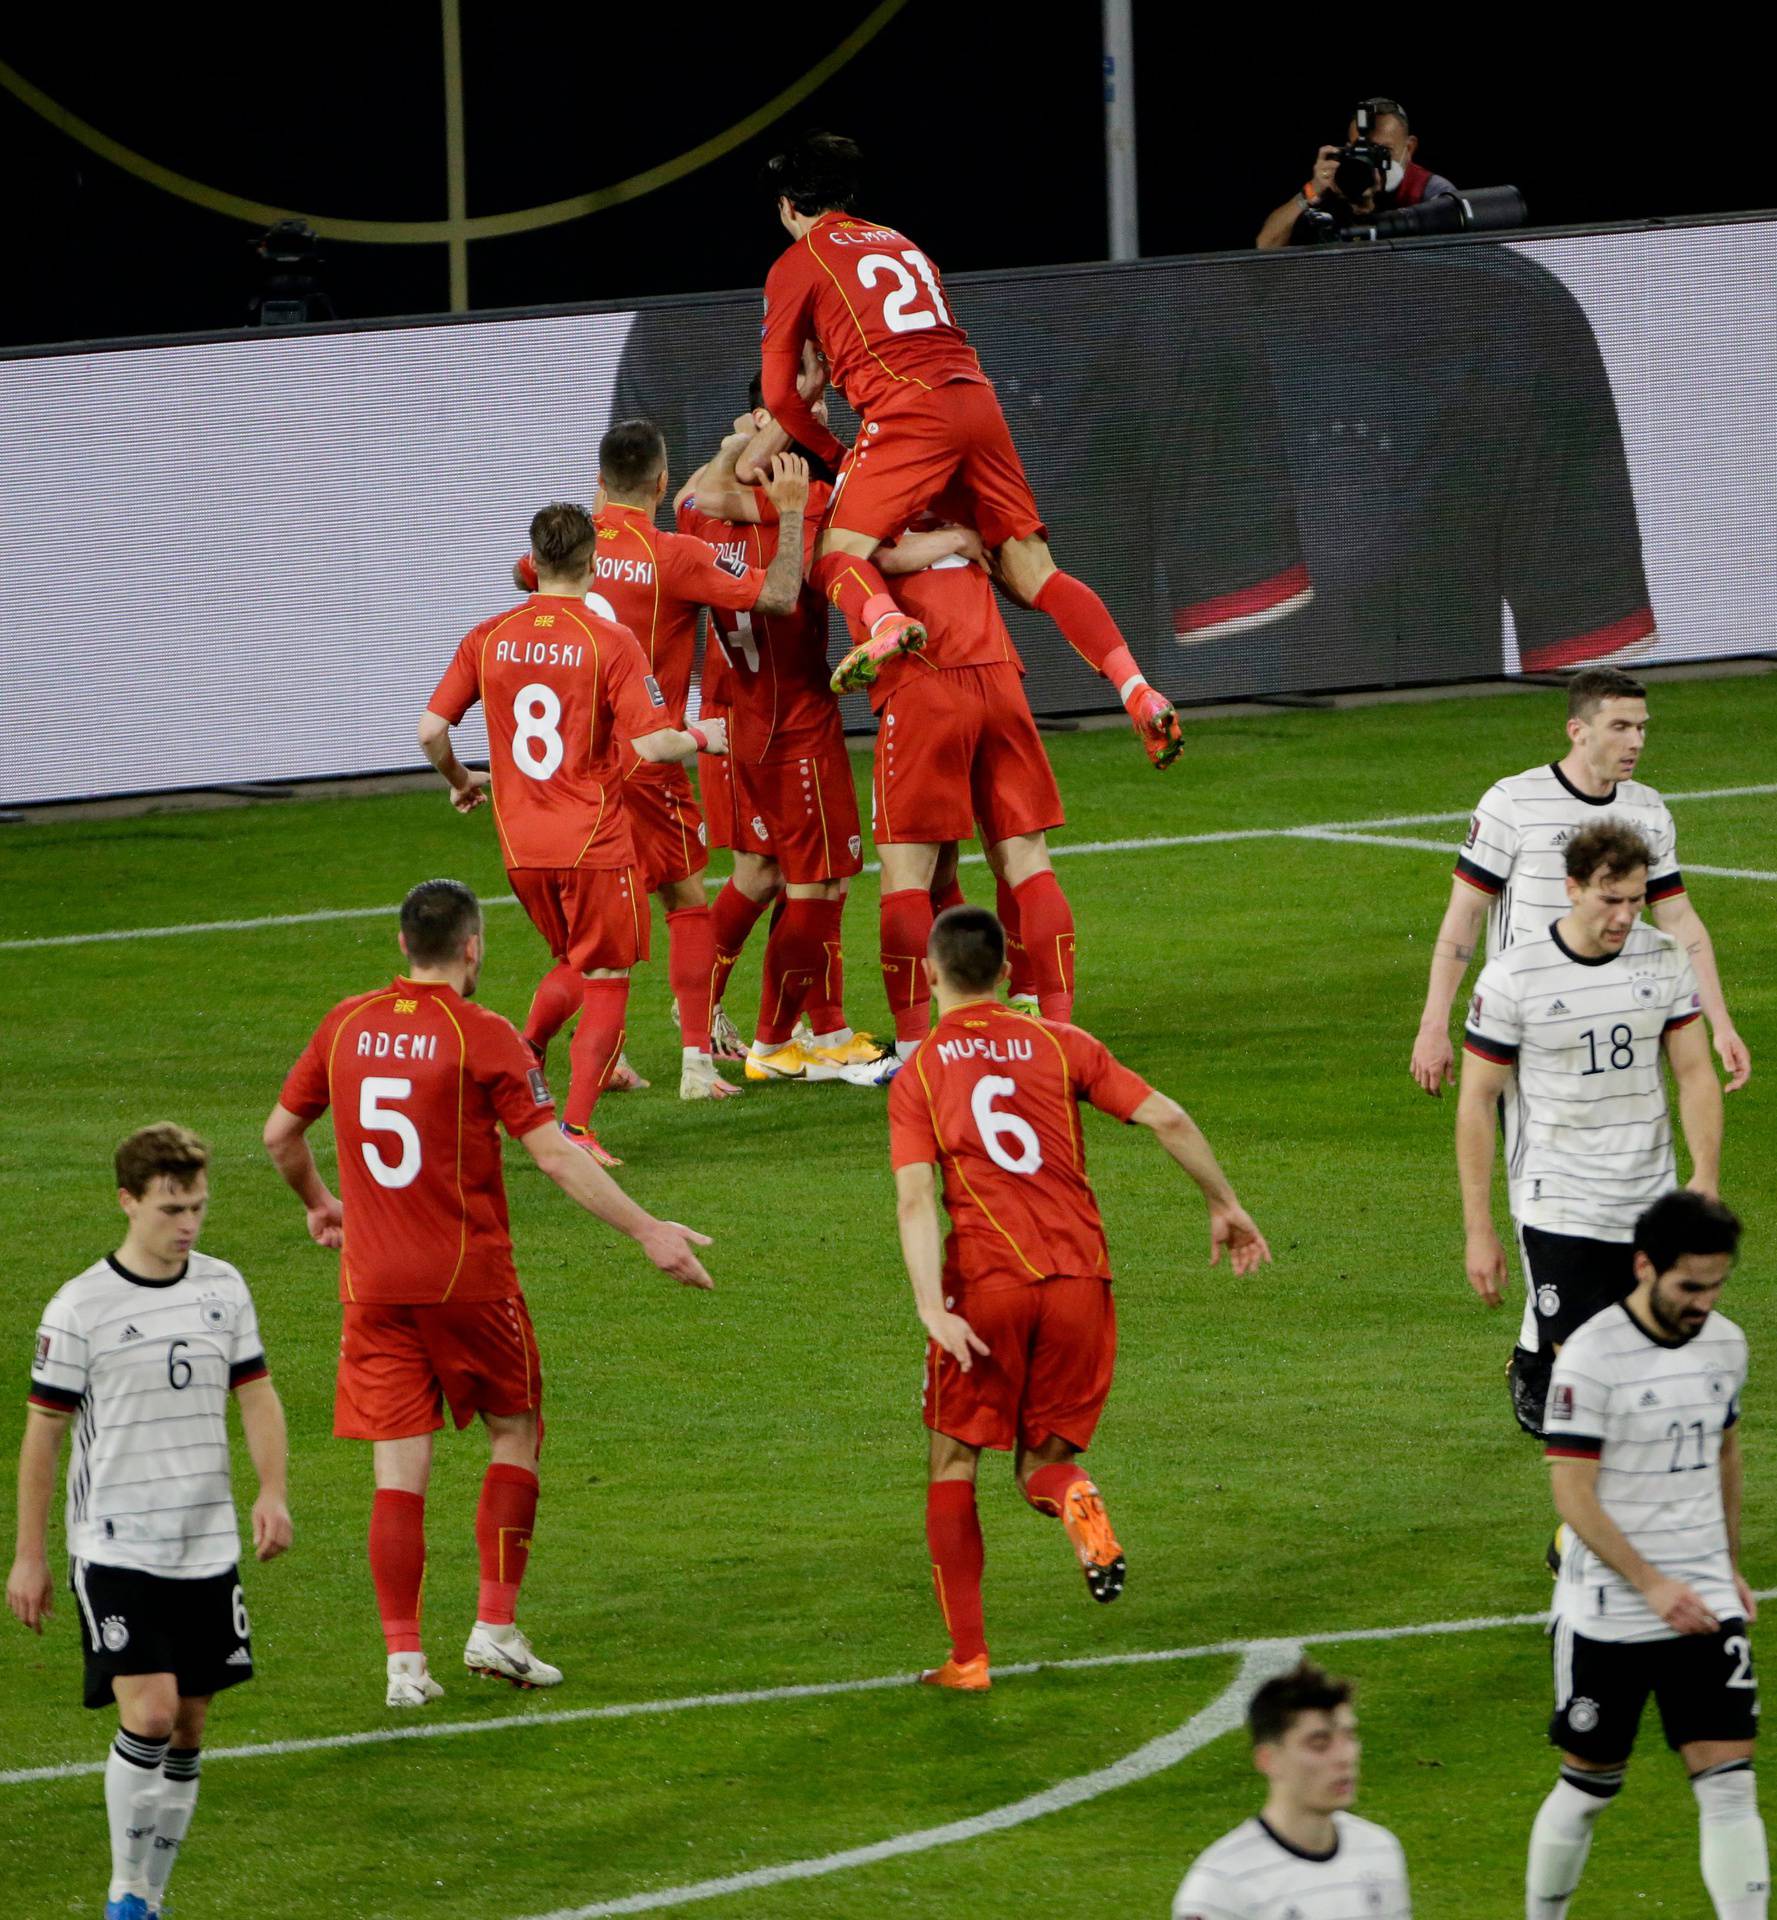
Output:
top-left (278, 1019), bottom-right (334, 1122)
top-left (1545, 1344), bottom-right (1610, 1457)
top-left (1463, 962), bottom-right (1523, 1065)
top-left (1056, 1024), bottom-right (1154, 1122)
top-left (428, 629), bottom-right (484, 725)
top-left (1455, 782), bottom-right (1518, 895)
top-left (1646, 802), bottom-right (1685, 903)
top-left (229, 1281), bottom-right (270, 1390)
top-left (1664, 953), bottom-right (1704, 1034)
top-left (478, 1015), bottom-right (558, 1137)
top-left (604, 625), bottom-right (679, 742)
top-left (761, 250), bottom-right (846, 467)
top-left (1171, 1864), bottom-right (1248, 1920)
top-left (888, 1058), bottom-right (940, 1170)
top-left (28, 1294), bottom-right (87, 1413)
top-left (666, 532), bottom-right (769, 615)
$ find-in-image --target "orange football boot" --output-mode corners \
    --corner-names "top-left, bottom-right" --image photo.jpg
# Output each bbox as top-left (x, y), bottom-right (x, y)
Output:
top-left (1125, 685), bottom-right (1183, 770)
top-left (919, 1655), bottom-right (991, 1691)
top-left (1061, 1478), bottom-right (1126, 1603)
top-left (830, 611), bottom-right (927, 693)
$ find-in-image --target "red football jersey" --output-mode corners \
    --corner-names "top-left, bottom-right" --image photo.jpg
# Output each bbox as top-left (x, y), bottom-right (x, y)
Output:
top-left (763, 215), bottom-right (985, 444)
top-left (279, 979), bottom-right (557, 1306)
top-left (590, 504), bottom-right (766, 777)
top-left (677, 480), bottom-right (839, 762)
top-left (888, 1003), bottom-right (1153, 1291)
top-left (867, 553), bottom-right (1024, 711)
top-left (429, 595), bottom-right (673, 871)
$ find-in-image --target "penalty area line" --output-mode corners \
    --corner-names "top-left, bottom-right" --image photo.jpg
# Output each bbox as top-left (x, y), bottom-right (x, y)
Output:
top-left (4, 780), bottom-right (1772, 952)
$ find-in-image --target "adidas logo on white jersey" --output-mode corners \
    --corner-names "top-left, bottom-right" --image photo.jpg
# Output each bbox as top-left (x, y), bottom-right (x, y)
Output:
top-left (1639, 1389), bottom-right (1660, 1407)
top-left (225, 1646), bottom-right (252, 1666)
top-left (1547, 999), bottom-right (1570, 1016)
top-left (121, 1325), bottom-right (142, 1342)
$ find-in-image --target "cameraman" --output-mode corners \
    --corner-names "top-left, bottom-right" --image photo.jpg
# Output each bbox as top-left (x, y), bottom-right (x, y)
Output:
top-left (1256, 98), bottom-right (1457, 249)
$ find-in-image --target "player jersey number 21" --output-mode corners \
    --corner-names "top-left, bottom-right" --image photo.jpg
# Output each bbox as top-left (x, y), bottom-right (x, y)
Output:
top-left (857, 251), bottom-right (950, 334)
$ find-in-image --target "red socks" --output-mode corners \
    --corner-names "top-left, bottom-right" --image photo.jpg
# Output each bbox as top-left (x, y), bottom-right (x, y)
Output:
top-left (475, 1463), bottom-right (539, 1626)
top-left (996, 876), bottom-right (1036, 1001)
top-left (665, 905), bottom-right (716, 1053)
top-left (523, 962), bottom-right (581, 1057)
top-left (881, 888), bottom-right (935, 1044)
top-left (1013, 871), bottom-right (1075, 1021)
top-left (1032, 570), bottom-right (1142, 686)
top-left (566, 976), bottom-right (629, 1126)
top-left (804, 896), bottom-right (847, 1035)
top-left (369, 1489), bottom-right (426, 1654)
top-left (710, 881), bottom-right (770, 1017)
top-left (1023, 1461), bottom-right (1091, 1518)
top-left (810, 551), bottom-right (901, 647)
top-left (926, 1480), bottom-right (988, 1664)
top-left (757, 898), bottom-right (824, 1046)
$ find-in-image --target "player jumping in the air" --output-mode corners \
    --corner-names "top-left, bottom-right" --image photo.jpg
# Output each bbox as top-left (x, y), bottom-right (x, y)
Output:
top-left (263, 879), bottom-right (713, 1708)
top-left (754, 132), bottom-right (1184, 769)
top-left (889, 907), bottom-right (1269, 1688)
top-left (8, 1125), bottom-right (291, 1920)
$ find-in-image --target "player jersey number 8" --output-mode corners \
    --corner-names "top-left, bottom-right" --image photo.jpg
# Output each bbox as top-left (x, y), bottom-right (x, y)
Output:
top-left (857, 251), bottom-right (950, 334)
top-left (971, 1076), bottom-right (1043, 1176)
top-left (360, 1077), bottom-right (421, 1188)
top-left (512, 683), bottom-right (564, 781)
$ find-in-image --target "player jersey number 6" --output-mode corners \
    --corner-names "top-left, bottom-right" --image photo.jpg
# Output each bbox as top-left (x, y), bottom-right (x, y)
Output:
top-left (360, 1077), bottom-right (421, 1188)
top-left (858, 251), bottom-right (950, 334)
top-left (972, 1076), bottom-right (1043, 1176)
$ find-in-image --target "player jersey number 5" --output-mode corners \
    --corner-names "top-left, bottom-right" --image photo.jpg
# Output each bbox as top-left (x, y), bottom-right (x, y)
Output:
top-left (856, 250), bottom-right (951, 334)
top-left (972, 1077), bottom-right (1043, 1176)
top-left (360, 1078), bottom-right (421, 1189)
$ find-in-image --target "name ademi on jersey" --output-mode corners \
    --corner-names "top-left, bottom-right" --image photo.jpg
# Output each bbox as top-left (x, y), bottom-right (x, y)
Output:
top-left (1546, 1304), bottom-right (1746, 1644)
top-left (29, 1252), bottom-right (265, 1579)
top-left (1172, 1813), bottom-right (1411, 1919)
top-left (1454, 765), bottom-right (1683, 958)
top-left (1465, 921), bottom-right (1701, 1240)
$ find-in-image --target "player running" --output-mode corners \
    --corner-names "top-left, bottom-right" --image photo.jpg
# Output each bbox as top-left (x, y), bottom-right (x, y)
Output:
top-left (518, 422), bottom-right (809, 1095)
top-left (424, 501), bottom-right (726, 1164)
top-left (1531, 1191), bottom-right (1765, 1919)
top-left (1412, 666), bottom-right (1750, 1094)
top-left (889, 906), bottom-right (1269, 1689)
top-left (8, 1125), bottom-right (291, 1920)
top-left (1459, 822), bottom-right (1724, 1436)
top-left (754, 131), bottom-right (1183, 769)
top-left (263, 879), bottom-right (712, 1708)
top-left (864, 518), bottom-right (1078, 1055)
top-left (1171, 1660), bottom-right (1412, 1919)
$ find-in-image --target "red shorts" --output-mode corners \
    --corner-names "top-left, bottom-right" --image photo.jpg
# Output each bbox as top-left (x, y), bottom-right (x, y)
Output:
top-left (624, 766), bottom-right (707, 890)
top-left (335, 1294), bottom-right (543, 1441)
top-left (732, 742), bottom-right (865, 884)
top-left (923, 1274), bottom-right (1116, 1453)
top-left (700, 745), bottom-right (735, 854)
top-left (873, 662), bottom-right (1064, 847)
top-left (508, 864), bottom-right (648, 972)
top-left (826, 382), bottom-right (1047, 549)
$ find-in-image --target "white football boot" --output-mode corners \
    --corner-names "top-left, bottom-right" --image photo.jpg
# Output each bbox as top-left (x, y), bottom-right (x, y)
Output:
top-left (385, 1651), bottom-right (444, 1708)
top-left (464, 1622), bottom-right (564, 1689)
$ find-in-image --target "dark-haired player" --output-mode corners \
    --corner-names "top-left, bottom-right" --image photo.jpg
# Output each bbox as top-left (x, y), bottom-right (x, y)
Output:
top-left (1532, 1190), bottom-right (1764, 1920)
top-left (263, 879), bottom-right (713, 1707)
top-left (1458, 822), bottom-right (1723, 1436)
top-left (755, 131), bottom-right (1184, 770)
top-left (426, 502), bottom-right (720, 1164)
top-left (889, 906), bottom-right (1269, 1688)
top-left (1172, 1660), bottom-right (1411, 1918)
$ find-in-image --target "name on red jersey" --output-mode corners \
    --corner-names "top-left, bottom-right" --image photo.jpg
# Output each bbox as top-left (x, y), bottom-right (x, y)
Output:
top-left (494, 637), bottom-right (584, 668)
top-left (595, 555), bottom-right (654, 586)
top-left (821, 225), bottom-right (904, 247)
top-left (936, 1034), bottom-right (1036, 1067)
top-left (352, 1028), bottom-right (439, 1061)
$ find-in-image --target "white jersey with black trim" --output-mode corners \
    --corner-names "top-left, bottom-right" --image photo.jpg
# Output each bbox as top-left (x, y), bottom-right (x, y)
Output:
top-left (1545, 1302), bottom-right (1746, 1643)
top-left (1453, 764), bottom-right (1683, 960)
top-left (1464, 920), bottom-right (1702, 1241)
top-left (1172, 1812), bottom-right (1411, 1919)
top-left (28, 1252), bottom-right (268, 1579)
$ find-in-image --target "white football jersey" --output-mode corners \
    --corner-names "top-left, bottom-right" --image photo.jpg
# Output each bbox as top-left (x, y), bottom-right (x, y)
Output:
top-left (1465, 921), bottom-right (1702, 1241)
top-left (1173, 1813), bottom-right (1411, 1919)
top-left (29, 1252), bottom-right (268, 1579)
top-left (1546, 1302), bottom-right (1747, 1643)
top-left (1454, 764), bottom-right (1683, 959)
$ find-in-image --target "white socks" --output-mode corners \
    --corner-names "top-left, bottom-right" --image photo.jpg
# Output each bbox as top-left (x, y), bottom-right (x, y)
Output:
top-left (1526, 1766), bottom-right (1621, 1917)
top-left (105, 1727), bottom-right (168, 1900)
top-left (143, 1746), bottom-right (201, 1907)
top-left (1696, 1762), bottom-right (1770, 1918)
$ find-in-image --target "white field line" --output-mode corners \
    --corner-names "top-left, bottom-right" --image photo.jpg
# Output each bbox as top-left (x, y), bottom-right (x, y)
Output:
top-left (522, 1642), bottom-right (1305, 1920)
top-left (5, 783), bottom-right (1773, 955)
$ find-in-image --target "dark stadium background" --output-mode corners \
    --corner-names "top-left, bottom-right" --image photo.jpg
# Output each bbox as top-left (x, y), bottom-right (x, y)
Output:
top-left (4, 5), bottom-right (1772, 350)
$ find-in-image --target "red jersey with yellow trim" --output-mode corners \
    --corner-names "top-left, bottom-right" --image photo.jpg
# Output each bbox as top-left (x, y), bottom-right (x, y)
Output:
top-left (429, 594), bottom-right (672, 871)
top-left (762, 214), bottom-right (985, 433)
top-left (589, 503), bottom-right (766, 777)
top-left (888, 1003), bottom-right (1152, 1291)
top-left (677, 480), bottom-right (839, 762)
top-left (866, 551), bottom-right (1024, 712)
top-left (279, 978), bottom-right (557, 1306)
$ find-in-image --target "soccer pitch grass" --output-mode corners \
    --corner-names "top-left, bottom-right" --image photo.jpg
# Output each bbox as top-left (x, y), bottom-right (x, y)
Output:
top-left (2, 672), bottom-right (1773, 1917)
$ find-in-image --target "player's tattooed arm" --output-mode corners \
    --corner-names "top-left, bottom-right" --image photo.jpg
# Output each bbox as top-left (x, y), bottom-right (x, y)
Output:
top-left (7, 1406), bottom-right (70, 1634)
top-left (1652, 896), bottom-right (1750, 1090)
top-left (1129, 1092), bottom-right (1272, 1276)
top-left (1412, 879), bottom-right (1490, 1095)
top-left (235, 1377), bottom-right (293, 1562)
top-left (878, 526), bottom-right (988, 576)
top-left (417, 710), bottom-right (491, 814)
top-left (1550, 1456), bottom-right (1721, 1634)
top-left (753, 455), bottom-right (811, 614)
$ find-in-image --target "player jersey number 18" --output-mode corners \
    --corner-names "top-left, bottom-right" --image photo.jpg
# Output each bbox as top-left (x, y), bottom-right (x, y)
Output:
top-left (972, 1076), bottom-right (1043, 1176)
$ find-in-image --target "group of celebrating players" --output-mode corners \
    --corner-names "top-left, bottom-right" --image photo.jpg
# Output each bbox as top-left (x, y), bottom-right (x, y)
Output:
top-left (5, 130), bottom-right (1765, 1920)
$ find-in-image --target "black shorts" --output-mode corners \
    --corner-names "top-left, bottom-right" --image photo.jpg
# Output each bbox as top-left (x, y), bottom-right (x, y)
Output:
top-left (71, 1559), bottom-right (254, 1710)
top-left (1509, 1228), bottom-right (1638, 1437)
top-left (1551, 1617), bottom-right (1759, 1761)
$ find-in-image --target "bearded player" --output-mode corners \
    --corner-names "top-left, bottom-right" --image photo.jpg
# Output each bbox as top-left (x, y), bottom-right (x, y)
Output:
top-left (890, 907), bottom-right (1271, 1688)
top-left (754, 132), bottom-right (1182, 770)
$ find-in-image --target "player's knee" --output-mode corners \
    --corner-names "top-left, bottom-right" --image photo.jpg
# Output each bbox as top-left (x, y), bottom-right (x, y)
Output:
top-left (1693, 1759), bottom-right (1759, 1823)
top-left (996, 536), bottom-right (1053, 603)
top-left (1557, 1760), bottom-right (1626, 1818)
